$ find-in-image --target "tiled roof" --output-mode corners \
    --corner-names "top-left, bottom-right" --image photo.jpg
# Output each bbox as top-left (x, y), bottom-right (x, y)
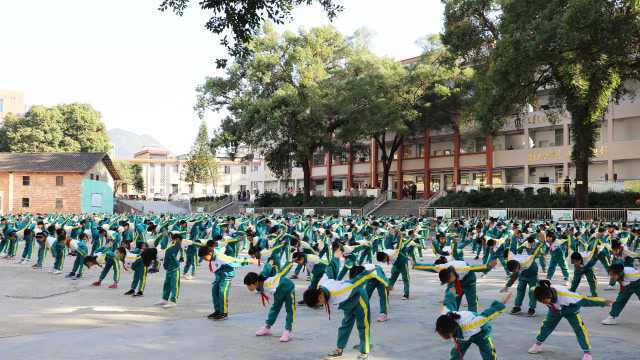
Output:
top-left (0, 152), bottom-right (120, 180)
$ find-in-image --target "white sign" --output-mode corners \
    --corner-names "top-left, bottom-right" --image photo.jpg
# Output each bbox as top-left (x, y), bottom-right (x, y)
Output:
top-left (91, 193), bottom-right (102, 207)
top-left (339, 209), bottom-right (352, 217)
top-left (303, 209), bottom-right (315, 216)
top-left (551, 209), bottom-right (574, 222)
top-left (273, 208), bottom-right (283, 216)
top-left (627, 210), bottom-right (640, 222)
top-left (245, 208), bottom-right (255, 215)
top-left (196, 207), bottom-right (204, 213)
top-left (435, 208), bottom-right (452, 219)
top-left (488, 209), bottom-right (508, 219)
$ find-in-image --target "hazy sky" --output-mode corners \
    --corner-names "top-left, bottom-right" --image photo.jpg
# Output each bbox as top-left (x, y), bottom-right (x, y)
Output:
top-left (0, 0), bottom-right (445, 154)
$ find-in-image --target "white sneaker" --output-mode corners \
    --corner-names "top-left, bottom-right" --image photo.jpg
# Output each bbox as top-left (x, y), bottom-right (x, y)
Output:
top-left (163, 301), bottom-right (177, 308)
top-left (564, 280), bottom-right (571, 287)
top-left (154, 300), bottom-right (169, 306)
top-left (53, 270), bottom-right (62, 275)
top-left (601, 316), bottom-right (618, 325)
top-left (184, 274), bottom-right (193, 280)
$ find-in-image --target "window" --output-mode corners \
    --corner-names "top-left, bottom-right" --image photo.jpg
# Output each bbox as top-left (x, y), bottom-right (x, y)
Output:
top-left (554, 128), bottom-right (564, 146)
top-left (313, 152), bottom-right (325, 166)
top-left (172, 184), bottom-right (178, 194)
top-left (241, 166), bottom-right (247, 174)
top-left (56, 176), bottom-right (64, 186)
top-left (403, 144), bottom-right (415, 158)
top-left (22, 198), bottom-right (29, 208)
top-left (333, 152), bottom-right (348, 165)
top-left (224, 185), bottom-right (231, 193)
top-left (22, 176), bottom-right (30, 186)
top-left (55, 198), bottom-right (63, 209)
top-left (90, 174), bottom-right (95, 180)
top-left (416, 143), bottom-right (424, 158)
top-left (95, 175), bottom-right (100, 181)
top-left (252, 164), bottom-right (259, 172)
top-left (224, 166), bottom-right (231, 174)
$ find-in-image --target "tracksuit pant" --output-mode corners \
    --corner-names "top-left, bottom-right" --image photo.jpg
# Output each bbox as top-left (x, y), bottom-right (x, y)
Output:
top-left (131, 263), bottom-right (148, 293)
top-left (514, 276), bottom-right (538, 311)
top-left (547, 253), bottom-right (569, 281)
top-left (99, 258), bottom-right (121, 284)
top-left (183, 252), bottom-right (198, 276)
top-left (162, 269), bottom-right (180, 302)
top-left (21, 238), bottom-right (34, 260)
top-left (451, 328), bottom-right (497, 360)
top-left (610, 281), bottom-right (640, 318)
top-left (570, 268), bottom-right (598, 297)
top-left (389, 263), bottom-right (410, 297)
top-left (366, 279), bottom-right (389, 314)
top-left (35, 242), bottom-right (47, 267)
top-left (53, 247), bottom-right (66, 271)
top-left (536, 305), bottom-right (591, 352)
top-left (447, 273), bottom-right (479, 312)
top-left (69, 254), bottom-right (85, 277)
top-left (212, 271), bottom-right (234, 314)
top-left (6, 238), bottom-right (18, 257)
top-left (337, 289), bottom-right (371, 354)
top-left (265, 289), bottom-right (296, 331)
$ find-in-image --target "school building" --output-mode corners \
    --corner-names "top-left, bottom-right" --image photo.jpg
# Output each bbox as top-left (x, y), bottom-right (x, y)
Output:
top-left (0, 90), bottom-right (25, 121)
top-left (0, 153), bottom-right (120, 214)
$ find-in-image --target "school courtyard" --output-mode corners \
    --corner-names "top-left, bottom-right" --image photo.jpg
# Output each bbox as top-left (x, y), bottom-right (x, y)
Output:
top-left (1, 250), bottom-right (639, 360)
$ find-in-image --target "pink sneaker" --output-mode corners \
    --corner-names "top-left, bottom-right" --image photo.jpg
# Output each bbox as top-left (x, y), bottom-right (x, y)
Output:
top-left (255, 326), bottom-right (272, 336)
top-left (528, 343), bottom-right (542, 354)
top-left (582, 353), bottom-right (592, 360)
top-left (279, 330), bottom-right (292, 342)
top-left (108, 283), bottom-right (118, 289)
top-left (92, 281), bottom-right (101, 287)
top-left (376, 313), bottom-right (388, 322)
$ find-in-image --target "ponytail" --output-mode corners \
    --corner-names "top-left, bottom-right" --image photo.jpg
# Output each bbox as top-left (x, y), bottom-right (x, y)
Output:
top-left (435, 312), bottom-right (461, 338)
top-left (533, 280), bottom-right (553, 302)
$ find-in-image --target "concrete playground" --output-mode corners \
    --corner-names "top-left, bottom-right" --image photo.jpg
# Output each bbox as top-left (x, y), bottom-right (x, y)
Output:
top-left (1, 247), bottom-right (639, 360)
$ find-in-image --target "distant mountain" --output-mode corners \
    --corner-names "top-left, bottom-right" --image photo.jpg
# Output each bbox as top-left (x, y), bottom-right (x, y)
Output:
top-left (108, 128), bottom-right (168, 159)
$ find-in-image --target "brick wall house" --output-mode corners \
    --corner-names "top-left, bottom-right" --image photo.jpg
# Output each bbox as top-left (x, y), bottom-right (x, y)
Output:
top-left (0, 153), bottom-right (120, 214)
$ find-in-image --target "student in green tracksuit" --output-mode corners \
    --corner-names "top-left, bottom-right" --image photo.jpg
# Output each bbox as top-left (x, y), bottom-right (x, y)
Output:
top-left (292, 252), bottom-right (328, 293)
top-left (199, 244), bottom-right (255, 320)
top-left (303, 270), bottom-right (384, 360)
top-left (350, 264), bottom-right (390, 322)
top-left (326, 242), bottom-right (343, 280)
top-left (377, 239), bottom-right (413, 300)
top-left (66, 235), bottom-right (89, 279)
top-left (436, 290), bottom-right (512, 360)
top-left (245, 262), bottom-right (296, 342)
top-left (414, 258), bottom-right (495, 312)
top-left (183, 238), bottom-right (202, 279)
top-left (503, 245), bottom-right (542, 317)
top-left (20, 228), bottom-right (35, 262)
top-left (86, 247), bottom-right (126, 288)
top-left (52, 232), bottom-right (67, 275)
top-left (158, 234), bottom-right (184, 307)
top-left (546, 233), bottom-right (569, 283)
top-left (601, 264), bottom-right (640, 325)
top-left (528, 280), bottom-right (611, 360)
top-left (570, 249), bottom-right (599, 297)
top-left (5, 230), bottom-right (18, 258)
top-left (125, 248), bottom-right (157, 297)
top-left (33, 232), bottom-right (49, 269)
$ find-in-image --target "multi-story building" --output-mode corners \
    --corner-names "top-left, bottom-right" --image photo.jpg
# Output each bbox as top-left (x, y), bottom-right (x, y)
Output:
top-left (127, 147), bottom-right (264, 199)
top-left (0, 90), bottom-right (25, 121)
top-left (305, 82), bottom-right (640, 199)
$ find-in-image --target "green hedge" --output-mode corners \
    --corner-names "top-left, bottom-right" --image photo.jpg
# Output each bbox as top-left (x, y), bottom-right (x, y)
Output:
top-left (191, 195), bottom-right (230, 212)
top-left (255, 192), bottom-right (373, 208)
top-left (431, 188), bottom-right (640, 208)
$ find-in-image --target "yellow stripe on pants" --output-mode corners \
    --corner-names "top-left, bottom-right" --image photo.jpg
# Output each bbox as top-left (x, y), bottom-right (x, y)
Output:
top-left (358, 297), bottom-right (370, 354)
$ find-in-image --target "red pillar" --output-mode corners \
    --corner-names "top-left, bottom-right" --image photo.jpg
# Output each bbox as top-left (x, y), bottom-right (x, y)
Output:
top-left (371, 138), bottom-right (378, 188)
top-left (486, 135), bottom-right (494, 187)
top-left (423, 129), bottom-right (431, 198)
top-left (347, 144), bottom-right (353, 193)
top-left (326, 152), bottom-right (333, 196)
top-left (453, 131), bottom-right (461, 187)
top-left (397, 142), bottom-right (404, 199)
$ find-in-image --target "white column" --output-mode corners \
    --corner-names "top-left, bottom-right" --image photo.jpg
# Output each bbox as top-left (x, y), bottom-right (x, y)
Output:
top-left (8, 173), bottom-right (14, 213)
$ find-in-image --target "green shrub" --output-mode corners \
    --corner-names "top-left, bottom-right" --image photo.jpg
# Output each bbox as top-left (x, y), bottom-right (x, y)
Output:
top-left (431, 190), bottom-right (640, 208)
top-left (255, 192), bottom-right (372, 207)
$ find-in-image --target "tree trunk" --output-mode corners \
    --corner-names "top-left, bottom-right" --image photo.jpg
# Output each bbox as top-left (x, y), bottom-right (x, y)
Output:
top-left (571, 109), bottom-right (597, 208)
top-left (381, 160), bottom-right (393, 192)
top-left (302, 160), bottom-right (312, 204)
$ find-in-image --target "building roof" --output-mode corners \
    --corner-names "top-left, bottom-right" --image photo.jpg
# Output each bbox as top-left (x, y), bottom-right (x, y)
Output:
top-left (134, 147), bottom-right (170, 158)
top-left (0, 152), bottom-right (120, 180)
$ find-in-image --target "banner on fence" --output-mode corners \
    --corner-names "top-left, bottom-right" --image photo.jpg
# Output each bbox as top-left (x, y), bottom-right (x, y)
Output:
top-left (339, 209), bottom-right (352, 217)
top-left (628, 210), bottom-right (640, 222)
top-left (245, 208), bottom-right (255, 214)
top-left (435, 208), bottom-right (452, 219)
top-left (303, 209), bottom-right (316, 216)
top-left (551, 209), bottom-right (574, 222)
top-left (273, 208), bottom-right (283, 216)
top-left (196, 207), bottom-right (204, 213)
top-left (488, 209), bottom-right (507, 219)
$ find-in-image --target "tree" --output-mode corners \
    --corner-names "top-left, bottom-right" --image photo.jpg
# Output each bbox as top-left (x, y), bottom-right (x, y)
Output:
top-left (199, 25), bottom-right (350, 202)
top-left (442, 0), bottom-right (640, 207)
top-left (113, 160), bottom-right (133, 196)
top-left (130, 164), bottom-right (145, 193)
top-left (0, 103), bottom-right (111, 153)
top-left (183, 122), bottom-right (218, 192)
top-left (159, 0), bottom-right (343, 67)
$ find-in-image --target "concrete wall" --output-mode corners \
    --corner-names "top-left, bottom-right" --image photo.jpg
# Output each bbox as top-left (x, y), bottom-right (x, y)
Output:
top-left (81, 179), bottom-right (114, 214)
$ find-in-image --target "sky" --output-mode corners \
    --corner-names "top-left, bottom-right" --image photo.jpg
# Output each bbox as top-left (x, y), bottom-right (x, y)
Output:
top-left (0, 0), bottom-right (445, 154)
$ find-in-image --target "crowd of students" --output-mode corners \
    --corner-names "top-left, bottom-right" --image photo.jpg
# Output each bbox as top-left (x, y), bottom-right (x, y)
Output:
top-left (1, 213), bottom-right (639, 360)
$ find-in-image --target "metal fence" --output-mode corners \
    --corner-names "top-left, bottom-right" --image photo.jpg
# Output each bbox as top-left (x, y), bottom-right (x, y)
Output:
top-left (419, 207), bottom-right (636, 222)
top-left (241, 207), bottom-right (364, 217)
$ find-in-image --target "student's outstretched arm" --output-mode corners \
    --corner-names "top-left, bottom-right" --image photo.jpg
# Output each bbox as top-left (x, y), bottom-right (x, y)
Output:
top-left (413, 262), bottom-right (439, 273)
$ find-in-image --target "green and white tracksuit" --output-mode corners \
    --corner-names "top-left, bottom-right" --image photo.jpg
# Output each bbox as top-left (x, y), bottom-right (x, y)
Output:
top-left (319, 271), bottom-right (382, 354)
top-left (505, 248), bottom-right (541, 311)
top-left (384, 243), bottom-right (413, 298)
top-left (162, 243), bottom-right (183, 302)
top-left (609, 267), bottom-right (640, 318)
top-left (536, 286), bottom-right (607, 352)
top-left (210, 249), bottom-right (251, 314)
top-left (52, 239), bottom-right (67, 271)
top-left (130, 257), bottom-right (149, 293)
top-left (302, 254), bottom-right (328, 291)
top-left (569, 250), bottom-right (599, 297)
top-left (21, 234), bottom-right (34, 260)
top-left (546, 241), bottom-right (569, 281)
top-left (362, 264), bottom-right (389, 315)
top-left (414, 260), bottom-right (491, 312)
top-left (68, 240), bottom-right (88, 277)
top-left (261, 263), bottom-right (296, 331)
top-left (442, 291), bottom-right (506, 360)
top-left (97, 249), bottom-right (121, 284)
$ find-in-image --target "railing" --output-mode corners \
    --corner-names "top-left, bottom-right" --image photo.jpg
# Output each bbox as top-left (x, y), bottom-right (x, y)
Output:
top-left (211, 196), bottom-right (234, 214)
top-left (419, 207), bottom-right (637, 222)
top-left (361, 192), bottom-right (388, 217)
top-left (454, 181), bottom-right (630, 194)
top-left (241, 207), bottom-right (364, 217)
